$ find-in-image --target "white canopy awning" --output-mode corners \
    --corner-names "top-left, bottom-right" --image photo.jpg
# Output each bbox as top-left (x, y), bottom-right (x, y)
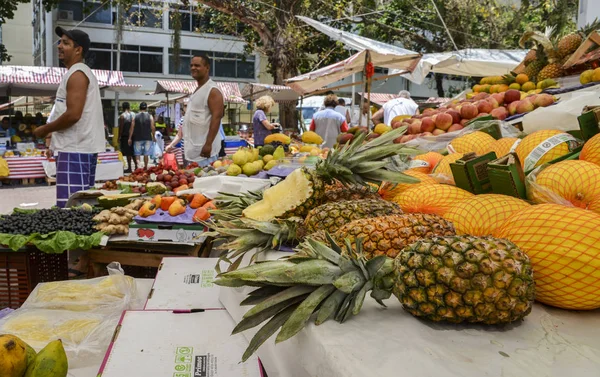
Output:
top-left (240, 83), bottom-right (299, 103)
top-left (400, 49), bottom-right (527, 84)
top-left (287, 17), bottom-right (421, 95)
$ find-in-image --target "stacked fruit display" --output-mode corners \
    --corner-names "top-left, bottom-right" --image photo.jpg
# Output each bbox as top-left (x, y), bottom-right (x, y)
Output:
top-left (472, 73), bottom-right (558, 94)
top-left (579, 67), bottom-right (600, 84)
top-left (136, 193), bottom-right (216, 223)
top-left (225, 146), bottom-right (282, 177)
top-left (197, 124), bottom-right (600, 362)
top-left (0, 334), bottom-right (67, 377)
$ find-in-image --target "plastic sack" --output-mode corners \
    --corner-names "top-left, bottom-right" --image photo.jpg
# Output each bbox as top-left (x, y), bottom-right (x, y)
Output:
top-left (404, 120), bottom-right (522, 152)
top-left (0, 308), bottom-right (119, 367)
top-left (163, 152), bottom-right (178, 170)
top-left (522, 90), bottom-right (600, 134)
top-left (22, 262), bottom-right (137, 314)
top-left (525, 164), bottom-right (575, 207)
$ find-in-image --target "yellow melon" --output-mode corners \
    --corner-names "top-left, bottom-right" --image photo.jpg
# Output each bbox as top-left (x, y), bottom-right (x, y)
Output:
top-left (486, 137), bottom-right (520, 158)
top-left (443, 194), bottom-right (530, 236)
top-left (391, 184), bottom-right (473, 216)
top-left (493, 204), bottom-right (600, 310)
top-left (527, 160), bottom-right (600, 213)
top-left (448, 131), bottom-right (496, 155)
top-left (408, 151), bottom-right (445, 174)
top-left (432, 153), bottom-right (464, 184)
top-left (378, 171), bottom-right (438, 201)
top-left (580, 133), bottom-right (600, 166)
top-left (515, 130), bottom-right (573, 171)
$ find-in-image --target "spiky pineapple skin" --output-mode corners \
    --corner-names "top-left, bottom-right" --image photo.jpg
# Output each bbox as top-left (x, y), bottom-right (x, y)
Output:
top-left (279, 168), bottom-right (326, 219)
top-left (334, 214), bottom-right (455, 259)
top-left (304, 199), bottom-right (402, 235)
top-left (537, 63), bottom-right (563, 81)
top-left (323, 185), bottom-right (379, 203)
top-left (523, 60), bottom-right (545, 81)
top-left (393, 236), bottom-right (535, 324)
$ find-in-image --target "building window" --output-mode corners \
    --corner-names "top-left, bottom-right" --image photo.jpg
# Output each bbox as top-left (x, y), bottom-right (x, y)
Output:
top-left (87, 43), bottom-right (163, 74)
top-left (57, 1), bottom-right (111, 24)
top-left (121, 4), bottom-right (163, 28)
top-left (168, 49), bottom-right (255, 79)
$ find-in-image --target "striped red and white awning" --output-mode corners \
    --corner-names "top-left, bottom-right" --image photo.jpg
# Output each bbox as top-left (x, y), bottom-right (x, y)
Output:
top-left (0, 65), bottom-right (141, 95)
top-left (358, 92), bottom-right (400, 106)
top-left (153, 80), bottom-right (247, 104)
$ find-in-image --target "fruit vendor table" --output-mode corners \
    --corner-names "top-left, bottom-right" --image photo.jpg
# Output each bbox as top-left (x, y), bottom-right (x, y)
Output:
top-left (2, 152), bottom-right (123, 182)
top-left (85, 237), bottom-right (213, 278)
top-left (219, 252), bottom-right (600, 377)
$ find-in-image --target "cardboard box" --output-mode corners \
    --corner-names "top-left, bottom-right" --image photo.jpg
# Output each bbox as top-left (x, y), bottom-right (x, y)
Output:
top-left (450, 152), bottom-right (497, 194)
top-left (577, 106), bottom-right (600, 141)
top-left (145, 257), bottom-right (224, 310)
top-left (488, 153), bottom-right (527, 199)
top-left (129, 223), bottom-right (207, 244)
top-left (97, 310), bottom-right (262, 377)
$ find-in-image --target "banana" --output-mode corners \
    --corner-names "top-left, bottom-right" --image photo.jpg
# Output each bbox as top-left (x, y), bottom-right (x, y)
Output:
top-left (25, 339), bottom-right (68, 377)
top-left (0, 334), bottom-right (28, 377)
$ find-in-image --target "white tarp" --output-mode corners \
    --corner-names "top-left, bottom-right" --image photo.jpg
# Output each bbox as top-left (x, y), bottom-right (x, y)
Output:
top-left (287, 17), bottom-right (421, 95)
top-left (241, 83), bottom-right (300, 103)
top-left (399, 49), bottom-right (527, 84)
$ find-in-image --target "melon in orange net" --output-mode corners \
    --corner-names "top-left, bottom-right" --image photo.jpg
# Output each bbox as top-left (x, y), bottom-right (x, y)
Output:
top-left (527, 159), bottom-right (600, 213)
top-left (493, 204), bottom-right (600, 310)
top-left (515, 129), bottom-right (574, 171)
top-left (443, 194), bottom-right (530, 236)
top-left (378, 171), bottom-right (438, 201)
top-left (431, 153), bottom-right (463, 184)
top-left (486, 137), bottom-right (519, 158)
top-left (391, 184), bottom-right (473, 216)
top-left (580, 133), bottom-right (600, 166)
top-left (408, 151), bottom-right (445, 174)
top-left (448, 131), bottom-right (495, 155)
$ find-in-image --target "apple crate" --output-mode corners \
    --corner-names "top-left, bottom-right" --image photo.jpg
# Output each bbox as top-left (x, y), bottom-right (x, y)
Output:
top-left (0, 247), bottom-right (68, 309)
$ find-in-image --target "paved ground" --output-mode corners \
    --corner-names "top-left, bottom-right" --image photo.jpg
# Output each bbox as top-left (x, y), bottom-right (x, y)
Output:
top-left (0, 184), bottom-right (57, 214)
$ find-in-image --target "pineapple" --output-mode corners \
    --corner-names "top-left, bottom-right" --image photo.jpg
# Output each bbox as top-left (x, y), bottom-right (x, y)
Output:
top-left (523, 49), bottom-right (537, 66)
top-left (215, 235), bottom-right (535, 360)
top-left (242, 128), bottom-right (421, 221)
top-left (557, 20), bottom-right (600, 58)
top-left (520, 26), bottom-right (560, 81)
top-left (493, 204), bottom-right (600, 310)
top-left (523, 59), bottom-right (545, 81)
top-left (537, 63), bottom-right (563, 81)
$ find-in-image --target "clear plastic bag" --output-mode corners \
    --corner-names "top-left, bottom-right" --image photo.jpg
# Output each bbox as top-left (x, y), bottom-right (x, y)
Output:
top-left (22, 262), bottom-right (137, 314)
top-left (525, 164), bottom-right (574, 207)
top-left (0, 308), bottom-right (120, 368)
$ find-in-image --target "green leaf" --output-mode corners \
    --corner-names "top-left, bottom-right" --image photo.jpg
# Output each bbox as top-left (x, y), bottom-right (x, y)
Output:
top-left (243, 285), bottom-right (315, 319)
top-left (315, 289), bottom-right (347, 325)
top-left (233, 295), bottom-right (307, 334)
top-left (276, 284), bottom-right (336, 343)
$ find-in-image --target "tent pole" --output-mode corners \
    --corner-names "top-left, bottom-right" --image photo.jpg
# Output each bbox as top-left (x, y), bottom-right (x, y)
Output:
top-left (366, 51), bottom-right (372, 129)
top-left (358, 52), bottom-right (370, 128)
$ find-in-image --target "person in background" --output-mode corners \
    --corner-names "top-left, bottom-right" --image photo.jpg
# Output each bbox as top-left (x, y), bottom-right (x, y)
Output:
top-left (310, 94), bottom-right (349, 148)
top-left (353, 101), bottom-right (374, 129)
top-left (34, 112), bottom-right (44, 126)
top-left (0, 117), bottom-right (16, 138)
top-left (334, 98), bottom-right (352, 124)
top-left (118, 102), bottom-right (136, 173)
top-left (252, 95), bottom-right (278, 146)
top-left (155, 115), bottom-right (167, 133)
top-left (12, 111), bottom-right (23, 128)
top-left (164, 55), bottom-right (224, 167)
top-left (129, 102), bottom-right (155, 169)
top-left (371, 90), bottom-right (419, 126)
top-left (32, 27), bottom-right (105, 209)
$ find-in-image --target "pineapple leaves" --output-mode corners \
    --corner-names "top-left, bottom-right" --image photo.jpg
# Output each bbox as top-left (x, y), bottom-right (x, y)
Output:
top-left (243, 285), bottom-right (315, 319)
top-left (276, 284), bottom-right (336, 343)
top-left (234, 295), bottom-right (309, 334)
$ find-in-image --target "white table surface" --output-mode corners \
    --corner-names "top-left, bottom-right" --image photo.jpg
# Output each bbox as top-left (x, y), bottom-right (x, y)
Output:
top-left (220, 281), bottom-right (600, 377)
top-left (67, 278), bottom-right (153, 377)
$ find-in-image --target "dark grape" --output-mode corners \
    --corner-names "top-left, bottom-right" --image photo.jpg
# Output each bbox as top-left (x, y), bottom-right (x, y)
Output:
top-left (0, 207), bottom-right (100, 236)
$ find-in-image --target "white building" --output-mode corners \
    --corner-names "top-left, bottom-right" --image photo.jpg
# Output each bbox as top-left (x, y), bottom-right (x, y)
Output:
top-left (31, 0), bottom-right (267, 105)
top-left (1, 2), bottom-right (34, 66)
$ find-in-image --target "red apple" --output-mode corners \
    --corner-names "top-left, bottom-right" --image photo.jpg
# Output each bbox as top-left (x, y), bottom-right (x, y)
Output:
top-left (420, 117), bottom-right (436, 133)
top-left (460, 103), bottom-right (479, 119)
top-left (460, 118), bottom-right (470, 126)
top-left (435, 112), bottom-right (453, 131)
top-left (432, 129), bottom-right (446, 136)
top-left (408, 122), bottom-right (422, 134)
top-left (473, 92), bottom-right (490, 101)
top-left (486, 97), bottom-right (500, 109)
top-left (477, 100), bottom-right (493, 114)
top-left (491, 92), bottom-right (505, 106)
top-left (507, 101), bottom-right (519, 116)
top-left (491, 107), bottom-right (508, 120)
top-left (448, 124), bottom-right (464, 132)
top-left (504, 89), bottom-right (521, 104)
top-left (516, 99), bottom-right (534, 114)
top-left (533, 93), bottom-right (555, 108)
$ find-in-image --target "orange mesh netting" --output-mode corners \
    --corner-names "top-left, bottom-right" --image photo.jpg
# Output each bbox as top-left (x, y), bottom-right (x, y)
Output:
top-left (493, 204), bottom-right (600, 310)
top-left (448, 131), bottom-right (495, 155)
top-left (378, 171), bottom-right (438, 201)
top-left (432, 153), bottom-right (464, 185)
top-left (486, 137), bottom-right (519, 158)
top-left (515, 130), bottom-right (571, 169)
top-left (580, 133), bottom-right (600, 166)
top-left (409, 152), bottom-right (444, 174)
top-left (527, 160), bottom-right (600, 213)
top-left (443, 194), bottom-right (530, 236)
top-left (392, 184), bottom-right (473, 216)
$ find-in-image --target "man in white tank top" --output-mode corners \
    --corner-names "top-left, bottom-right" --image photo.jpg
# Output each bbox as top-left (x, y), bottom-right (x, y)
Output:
top-left (372, 90), bottom-right (419, 126)
top-left (33, 28), bottom-right (104, 208)
top-left (180, 55), bottom-right (224, 166)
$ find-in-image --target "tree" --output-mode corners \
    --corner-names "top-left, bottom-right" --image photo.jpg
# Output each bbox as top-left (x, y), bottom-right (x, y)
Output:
top-left (188, 0), bottom-right (367, 129)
